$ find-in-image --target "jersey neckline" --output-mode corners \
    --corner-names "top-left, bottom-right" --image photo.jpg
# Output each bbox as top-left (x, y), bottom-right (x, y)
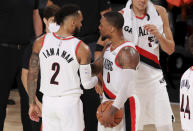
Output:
top-left (135, 13), bottom-right (147, 19)
top-left (53, 32), bottom-right (75, 40)
top-left (110, 41), bottom-right (131, 52)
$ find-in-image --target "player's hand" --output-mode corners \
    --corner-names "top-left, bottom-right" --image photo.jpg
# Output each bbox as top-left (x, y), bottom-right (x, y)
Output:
top-left (29, 103), bottom-right (41, 122)
top-left (35, 97), bottom-right (42, 117)
top-left (95, 81), bottom-right (103, 96)
top-left (35, 103), bottom-right (42, 117)
top-left (144, 24), bottom-right (161, 38)
top-left (97, 36), bottom-right (111, 47)
top-left (100, 106), bottom-right (116, 128)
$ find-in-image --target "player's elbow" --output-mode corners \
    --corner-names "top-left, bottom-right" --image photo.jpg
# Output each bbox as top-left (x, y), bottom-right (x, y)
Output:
top-left (167, 44), bottom-right (175, 55)
top-left (81, 82), bottom-right (93, 89)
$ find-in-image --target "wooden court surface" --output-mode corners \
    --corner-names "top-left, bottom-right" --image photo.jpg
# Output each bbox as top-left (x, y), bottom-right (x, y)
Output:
top-left (4, 90), bottom-right (183, 131)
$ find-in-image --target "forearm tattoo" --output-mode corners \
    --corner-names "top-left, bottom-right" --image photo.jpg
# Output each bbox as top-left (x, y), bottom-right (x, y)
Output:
top-left (91, 57), bottom-right (103, 75)
top-left (27, 52), bottom-right (40, 105)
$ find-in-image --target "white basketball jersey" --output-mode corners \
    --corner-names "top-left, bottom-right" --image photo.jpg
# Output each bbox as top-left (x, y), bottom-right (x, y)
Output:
top-left (39, 33), bottom-right (82, 96)
top-left (180, 66), bottom-right (193, 130)
top-left (123, 13), bottom-right (165, 86)
top-left (103, 41), bottom-right (136, 99)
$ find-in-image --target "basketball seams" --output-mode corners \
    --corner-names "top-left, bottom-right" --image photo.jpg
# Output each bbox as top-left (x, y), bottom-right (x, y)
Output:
top-left (102, 101), bottom-right (113, 112)
top-left (97, 100), bottom-right (124, 127)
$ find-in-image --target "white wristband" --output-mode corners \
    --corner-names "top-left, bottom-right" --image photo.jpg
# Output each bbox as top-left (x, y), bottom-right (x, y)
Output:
top-left (79, 64), bottom-right (98, 89)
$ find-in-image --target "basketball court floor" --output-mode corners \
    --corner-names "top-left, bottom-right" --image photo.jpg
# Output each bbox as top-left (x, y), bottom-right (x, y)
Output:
top-left (4, 90), bottom-right (183, 131)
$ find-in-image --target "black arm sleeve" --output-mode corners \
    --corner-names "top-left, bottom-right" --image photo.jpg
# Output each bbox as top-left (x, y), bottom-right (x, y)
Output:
top-left (22, 44), bottom-right (33, 69)
top-left (99, 0), bottom-right (111, 12)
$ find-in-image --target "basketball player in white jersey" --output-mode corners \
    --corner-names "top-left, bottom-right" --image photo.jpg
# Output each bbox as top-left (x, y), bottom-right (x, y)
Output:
top-left (92, 11), bottom-right (140, 131)
top-left (27, 4), bottom-right (98, 131)
top-left (180, 36), bottom-right (193, 131)
top-left (180, 66), bottom-right (193, 131)
top-left (120, 0), bottom-right (175, 131)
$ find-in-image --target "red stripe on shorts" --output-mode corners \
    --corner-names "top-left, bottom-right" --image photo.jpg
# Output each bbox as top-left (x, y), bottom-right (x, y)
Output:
top-left (129, 96), bottom-right (136, 131)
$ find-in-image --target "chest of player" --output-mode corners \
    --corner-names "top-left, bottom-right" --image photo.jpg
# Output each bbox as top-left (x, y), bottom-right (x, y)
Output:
top-left (123, 16), bottom-right (163, 55)
top-left (103, 48), bottom-right (121, 73)
top-left (102, 49), bottom-right (122, 94)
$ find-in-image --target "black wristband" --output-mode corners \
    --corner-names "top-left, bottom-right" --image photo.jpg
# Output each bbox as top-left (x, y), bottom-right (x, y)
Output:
top-left (96, 44), bottom-right (104, 51)
top-left (36, 33), bottom-right (45, 39)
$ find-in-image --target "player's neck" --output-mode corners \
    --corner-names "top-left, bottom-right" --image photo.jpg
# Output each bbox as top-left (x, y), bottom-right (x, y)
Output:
top-left (110, 34), bottom-right (125, 51)
top-left (45, 27), bottom-right (49, 33)
top-left (54, 28), bottom-right (73, 38)
top-left (132, 6), bottom-right (146, 18)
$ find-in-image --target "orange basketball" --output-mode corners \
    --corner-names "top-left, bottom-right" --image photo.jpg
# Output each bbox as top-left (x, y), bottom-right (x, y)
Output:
top-left (96, 100), bottom-right (124, 127)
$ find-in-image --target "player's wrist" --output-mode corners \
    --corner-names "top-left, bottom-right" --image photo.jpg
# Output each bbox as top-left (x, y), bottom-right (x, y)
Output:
top-left (155, 32), bottom-right (162, 40)
top-left (95, 44), bottom-right (104, 51)
top-left (29, 100), bottom-right (36, 106)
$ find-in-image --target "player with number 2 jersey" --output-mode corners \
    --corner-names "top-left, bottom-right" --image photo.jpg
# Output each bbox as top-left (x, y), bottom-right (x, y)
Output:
top-left (28, 5), bottom-right (98, 131)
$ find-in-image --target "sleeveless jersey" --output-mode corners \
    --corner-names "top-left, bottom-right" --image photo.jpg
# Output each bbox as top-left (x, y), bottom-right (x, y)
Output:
top-left (39, 32), bottom-right (82, 96)
top-left (102, 41), bottom-right (136, 99)
top-left (123, 13), bottom-right (165, 86)
top-left (180, 66), bottom-right (193, 130)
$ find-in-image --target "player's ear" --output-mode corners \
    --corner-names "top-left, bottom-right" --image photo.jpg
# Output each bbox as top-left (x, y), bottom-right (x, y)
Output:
top-left (43, 18), bottom-right (48, 26)
top-left (110, 26), bottom-right (115, 33)
top-left (71, 18), bottom-right (76, 28)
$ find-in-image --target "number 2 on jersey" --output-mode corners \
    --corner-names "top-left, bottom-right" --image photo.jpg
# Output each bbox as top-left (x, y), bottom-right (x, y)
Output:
top-left (180, 94), bottom-right (191, 119)
top-left (50, 63), bottom-right (60, 85)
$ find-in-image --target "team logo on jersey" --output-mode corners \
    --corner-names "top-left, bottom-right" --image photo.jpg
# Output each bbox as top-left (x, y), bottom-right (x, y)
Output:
top-left (104, 58), bottom-right (113, 71)
top-left (124, 25), bottom-right (159, 48)
top-left (42, 48), bottom-right (74, 63)
top-left (124, 26), bottom-right (150, 37)
top-left (181, 79), bottom-right (190, 89)
top-left (138, 26), bottom-right (150, 37)
top-left (148, 35), bottom-right (159, 47)
top-left (124, 26), bottom-right (132, 34)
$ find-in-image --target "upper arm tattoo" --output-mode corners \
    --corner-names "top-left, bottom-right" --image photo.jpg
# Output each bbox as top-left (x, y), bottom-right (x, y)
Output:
top-left (116, 47), bottom-right (139, 69)
top-left (27, 52), bottom-right (40, 104)
top-left (90, 44), bottom-right (111, 75)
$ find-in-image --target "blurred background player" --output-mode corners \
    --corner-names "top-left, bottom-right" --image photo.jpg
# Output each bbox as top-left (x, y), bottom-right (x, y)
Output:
top-left (21, 5), bottom-right (60, 131)
top-left (180, 35), bottom-right (193, 131)
top-left (121, 0), bottom-right (175, 131)
top-left (27, 4), bottom-right (98, 131)
top-left (92, 11), bottom-right (140, 131)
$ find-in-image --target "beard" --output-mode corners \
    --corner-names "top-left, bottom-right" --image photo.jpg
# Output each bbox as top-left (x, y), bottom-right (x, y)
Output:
top-left (100, 30), bottom-right (110, 40)
top-left (101, 36), bottom-right (108, 41)
top-left (101, 34), bottom-right (110, 41)
top-left (73, 27), bottom-right (80, 36)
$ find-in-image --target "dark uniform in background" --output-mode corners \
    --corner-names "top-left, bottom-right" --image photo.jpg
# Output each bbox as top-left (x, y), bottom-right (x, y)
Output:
top-left (0, 0), bottom-right (41, 130)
